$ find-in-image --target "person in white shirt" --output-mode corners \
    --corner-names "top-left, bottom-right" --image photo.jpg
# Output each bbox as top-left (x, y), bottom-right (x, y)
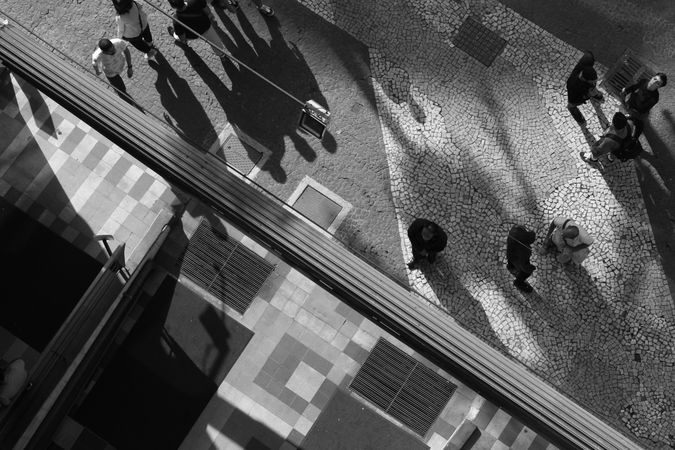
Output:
top-left (113, 0), bottom-right (158, 61)
top-left (543, 217), bottom-right (594, 265)
top-left (91, 38), bottom-right (134, 103)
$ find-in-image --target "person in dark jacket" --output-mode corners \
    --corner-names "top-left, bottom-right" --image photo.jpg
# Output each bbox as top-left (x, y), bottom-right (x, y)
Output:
top-left (167, 0), bottom-right (226, 58)
top-left (407, 219), bottom-right (447, 270)
top-left (566, 50), bottom-right (604, 126)
top-left (621, 73), bottom-right (667, 115)
top-left (506, 225), bottom-right (536, 293)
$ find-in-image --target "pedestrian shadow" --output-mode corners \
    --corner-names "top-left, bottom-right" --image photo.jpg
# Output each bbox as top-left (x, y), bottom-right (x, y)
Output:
top-left (14, 76), bottom-right (57, 138)
top-left (505, 260), bottom-right (641, 412)
top-left (416, 254), bottom-right (511, 355)
top-left (149, 52), bottom-right (218, 151)
top-left (200, 8), bottom-right (329, 180)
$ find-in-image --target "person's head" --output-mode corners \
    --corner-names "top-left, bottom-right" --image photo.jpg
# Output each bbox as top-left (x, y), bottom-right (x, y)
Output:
top-left (580, 66), bottom-right (598, 85)
top-left (168, 0), bottom-right (186, 10)
top-left (421, 223), bottom-right (438, 241)
top-left (562, 225), bottom-right (580, 240)
top-left (647, 73), bottom-right (667, 90)
top-left (611, 112), bottom-right (628, 130)
top-left (98, 38), bottom-right (116, 55)
top-left (112, 0), bottom-right (133, 14)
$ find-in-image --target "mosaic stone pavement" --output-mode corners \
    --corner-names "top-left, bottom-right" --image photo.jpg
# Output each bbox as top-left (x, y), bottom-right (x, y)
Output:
top-left (298, 0), bottom-right (675, 448)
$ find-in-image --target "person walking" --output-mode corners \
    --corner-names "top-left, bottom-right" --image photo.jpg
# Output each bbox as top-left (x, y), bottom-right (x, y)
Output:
top-left (91, 38), bottom-right (135, 103)
top-left (506, 225), bottom-right (536, 293)
top-left (542, 216), bottom-right (593, 265)
top-left (407, 218), bottom-right (447, 270)
top-left (113, 0), bottom-right (158, 61)
top-left (621, 73), bottom-right (667, 116)
top-left (167, 0), bottom-right (227, 59)
top-left (566, 50), bottom-right (604, 126)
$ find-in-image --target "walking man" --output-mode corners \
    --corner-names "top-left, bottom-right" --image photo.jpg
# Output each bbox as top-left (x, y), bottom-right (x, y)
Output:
top-left (566, 50), bottom-right (604, 126)
top-left (506, 225), bottom-right (536, 293)
top-left (407, 218), bottom-right (447, 270)
top-left (91, 38), bottom-right (135, 103)
top-left (167, 0), bottom-right (227, 58)
top-left (543, 216), bottom-right (594, 265)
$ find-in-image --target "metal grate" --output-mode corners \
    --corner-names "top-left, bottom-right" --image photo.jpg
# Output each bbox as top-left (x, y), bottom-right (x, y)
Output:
top-left (350, 338), bottom-right (456, 436)
top-left (452, 17), bottom-right (507, 67)
top-left (601, 48), bottom-right (655, 98)
top-left (217, 134), bottom-right (262, 175)
top-left (183, 220), bottom-right (275, 314)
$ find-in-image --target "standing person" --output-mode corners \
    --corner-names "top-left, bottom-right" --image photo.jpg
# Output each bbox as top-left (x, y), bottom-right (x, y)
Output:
top-left (407, 218), bottom-right (447, 270)
top-left (506, 225), bottom-right (536, 293)
top-left (113, 0), bottom-right (158, 61)
top-left (543, 216), bottom-right (594, 265)
top-left (621, 73), bottom-right (667, 116)
top-left (581, 112), bottom-right (640, 163)
top-left (91, 38), bottom-right (135, 103)
top-left (167, 0), bottom-right (227, 59)
top-left (566, 50), bottom-right (604, 126)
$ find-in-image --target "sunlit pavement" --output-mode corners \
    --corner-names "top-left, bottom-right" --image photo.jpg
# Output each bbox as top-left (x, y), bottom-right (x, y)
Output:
top-left (2, 0), bottom-right (675, 447)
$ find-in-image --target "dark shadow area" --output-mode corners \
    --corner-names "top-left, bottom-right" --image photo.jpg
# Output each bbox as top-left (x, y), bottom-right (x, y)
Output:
top-left (0, 196), bottom-right (101, 351)
top-left (302, 388), bottom-right (428, 450)
top-left (0, 75), bottom-right (103, 351)
top-left (637, 115), bottom-right (675, 298)
top-left (419, 254), bottom-right (511, 356)
top-left (14, 76), bottom-right (57, 138)
top-left (182, 7), bottom-right (328, 182)
top-left (72, 277), bottom-right (253, 450)
top-left (149, 51), bottom-right (217, 151)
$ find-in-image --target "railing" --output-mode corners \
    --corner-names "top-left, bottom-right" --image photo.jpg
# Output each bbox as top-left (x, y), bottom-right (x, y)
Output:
top-left (0, 217), bottom-right (175, 450)
top-left (0, 245), bottom-right (126, 449)
top-left (0, 16), bottom-right (643, 450)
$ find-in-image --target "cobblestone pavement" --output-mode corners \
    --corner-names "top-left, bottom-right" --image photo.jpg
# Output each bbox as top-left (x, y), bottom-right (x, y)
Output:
top-left (3, 0), bottom-right (675, 448)
top-left (299, 1), bottom-right (675, 448)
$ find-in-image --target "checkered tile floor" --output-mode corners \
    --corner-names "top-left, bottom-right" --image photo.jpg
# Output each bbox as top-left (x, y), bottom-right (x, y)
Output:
top-left (0, 73), bottom-right (178, 268)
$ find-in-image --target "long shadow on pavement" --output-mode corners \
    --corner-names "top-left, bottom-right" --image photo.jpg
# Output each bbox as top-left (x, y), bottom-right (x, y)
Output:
top-left (149, 51), bottom-right (218, 151)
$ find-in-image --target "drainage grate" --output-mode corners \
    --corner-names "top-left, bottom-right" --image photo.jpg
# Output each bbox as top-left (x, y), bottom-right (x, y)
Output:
top-left (217, 134), bottom-right (262, 175)
top-left (601, 48), bottom-right (655, 98)
top-left (182, 220), bottom-right (275, 314)
top-left (452, 17), bottom-right (507, 67)
top-left (350, 338), bottom-right (456, 436)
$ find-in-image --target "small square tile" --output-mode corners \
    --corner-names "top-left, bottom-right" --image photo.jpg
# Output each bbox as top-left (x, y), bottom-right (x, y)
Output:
top-left (498, 417), bottom-right (524, 446)
top-left (303, 349), bottom-right (332, 376)
top-left (289, 395), bottom-right (309, 415)
top-left (286, 362), bottom-right (325, 402)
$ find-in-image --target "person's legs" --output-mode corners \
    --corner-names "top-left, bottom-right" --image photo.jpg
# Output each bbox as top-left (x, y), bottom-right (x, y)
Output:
top-left (567, 103), bottom-right (586, 124)
top-left (106, 74), bottom-right (127, 94)
top-left (106, 74), bottom-right (135, 105)
top-left (140, 26), bottom-right (154, 46)
top-left (124, 35), bottom-right (152, 54)
top-left (513, 270), bottom-right (533, 293)
top-left (201, 25), bottom-right (226, 58)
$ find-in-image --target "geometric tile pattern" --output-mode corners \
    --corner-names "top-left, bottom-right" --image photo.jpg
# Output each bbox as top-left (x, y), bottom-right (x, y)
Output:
top-left (350, 338), bottom-right (456, 436)
top-left (452, 17), bottom-right (507, 67)
top-left (0, 74), bottom-right (177, 269)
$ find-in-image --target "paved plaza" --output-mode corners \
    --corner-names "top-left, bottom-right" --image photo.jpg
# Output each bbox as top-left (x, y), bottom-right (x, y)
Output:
top-left (2, 0), bottom-right (675, 448)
